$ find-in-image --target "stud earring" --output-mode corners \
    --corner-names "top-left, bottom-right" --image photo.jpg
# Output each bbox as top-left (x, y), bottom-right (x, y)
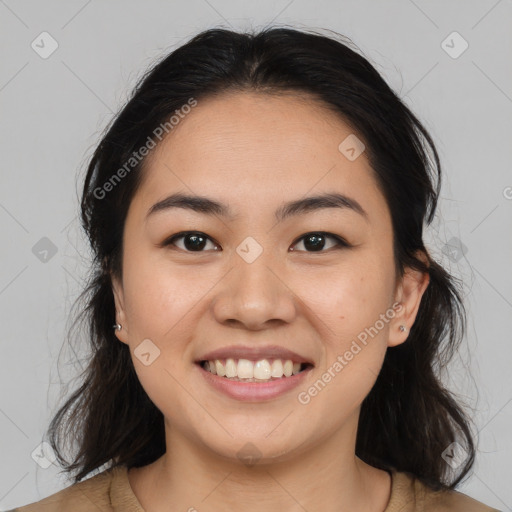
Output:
top-left (399, 325), bottom-right (407, 332)
top-left (113, 323), bottom-right (122, 331)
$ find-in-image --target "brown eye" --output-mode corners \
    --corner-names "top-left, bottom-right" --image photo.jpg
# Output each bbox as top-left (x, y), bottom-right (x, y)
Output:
top-left (291, 232), bottom-right (348, 252)
top-left (163, 232), bottom-right (220, 252)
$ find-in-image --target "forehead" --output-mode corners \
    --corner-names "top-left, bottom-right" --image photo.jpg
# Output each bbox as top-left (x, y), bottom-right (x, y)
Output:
top-left (130, 91), bottom-right (389, 223)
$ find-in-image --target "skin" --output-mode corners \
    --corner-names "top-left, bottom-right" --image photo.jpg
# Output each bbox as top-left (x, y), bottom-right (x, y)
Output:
top-left (112, 91), bottom-right (429, 512)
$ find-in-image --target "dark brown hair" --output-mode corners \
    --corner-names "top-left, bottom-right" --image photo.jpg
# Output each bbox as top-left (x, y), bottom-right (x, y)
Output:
top-left (47, 26), bottom-right (475, 490)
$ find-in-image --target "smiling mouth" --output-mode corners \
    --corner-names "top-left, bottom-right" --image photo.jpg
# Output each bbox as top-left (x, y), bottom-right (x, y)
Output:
top-left (198, 358), bottom-right (313, 383)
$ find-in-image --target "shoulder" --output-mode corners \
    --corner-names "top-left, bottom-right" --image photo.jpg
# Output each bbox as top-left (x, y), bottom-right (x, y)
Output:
top-left (388, 470), bottom-right (502, 512)
top-left (10, 465), bottom-right (122, 512)
top-left (420, 484), bottom-right (502, 512)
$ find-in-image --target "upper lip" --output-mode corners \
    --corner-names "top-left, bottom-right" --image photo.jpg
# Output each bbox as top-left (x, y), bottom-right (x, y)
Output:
top-left (196, 345), bottom-right (314, 366)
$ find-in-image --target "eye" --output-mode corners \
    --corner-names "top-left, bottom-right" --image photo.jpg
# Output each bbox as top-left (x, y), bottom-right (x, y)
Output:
top-left (162, 231), bottom-right (220, 252)
top-left (290, 232), bottom-right (349, 252)
top-left (161, 231), bottom-right (349, 253)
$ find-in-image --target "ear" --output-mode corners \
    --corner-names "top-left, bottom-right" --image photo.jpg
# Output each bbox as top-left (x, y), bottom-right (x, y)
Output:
top-left (111, 274), bottom-right (129, 345)
top-left (388, 251), bottom-right (430, 348)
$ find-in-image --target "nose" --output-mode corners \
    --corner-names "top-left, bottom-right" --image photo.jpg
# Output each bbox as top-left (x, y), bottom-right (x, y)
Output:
top-left (211, 250), bottom-right (297, 331)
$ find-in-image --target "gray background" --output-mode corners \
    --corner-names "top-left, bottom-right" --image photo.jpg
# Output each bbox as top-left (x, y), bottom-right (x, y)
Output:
top-left (1, 0), bottom-right (511, 510)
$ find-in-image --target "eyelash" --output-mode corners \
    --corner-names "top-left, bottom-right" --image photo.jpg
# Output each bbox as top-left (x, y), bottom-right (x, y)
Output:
top-left (161, 231), bottom-right (350, 253)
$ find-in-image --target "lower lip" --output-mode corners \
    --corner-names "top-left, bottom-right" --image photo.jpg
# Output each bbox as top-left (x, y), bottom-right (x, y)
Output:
top-left (196, 363), bottom-right (313, 402)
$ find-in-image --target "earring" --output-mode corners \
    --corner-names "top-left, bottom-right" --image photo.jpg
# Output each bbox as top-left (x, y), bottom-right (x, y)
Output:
top-left (113, 323), bottom-right (122, 331)
top-left (399, 325), bottom-right (407, 332)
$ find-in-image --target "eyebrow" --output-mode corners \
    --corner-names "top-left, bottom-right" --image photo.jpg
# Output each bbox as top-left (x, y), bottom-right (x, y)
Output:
top-left (145, 192), bottom-right (368, 223)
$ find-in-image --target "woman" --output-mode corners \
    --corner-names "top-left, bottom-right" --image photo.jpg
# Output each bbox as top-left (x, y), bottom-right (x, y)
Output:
top-left (11, 26), bottom-right (499, 511)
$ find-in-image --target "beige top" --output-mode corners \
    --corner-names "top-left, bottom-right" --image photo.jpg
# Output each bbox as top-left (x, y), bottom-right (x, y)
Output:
top-left (10, 465), bottom-right (500, 512)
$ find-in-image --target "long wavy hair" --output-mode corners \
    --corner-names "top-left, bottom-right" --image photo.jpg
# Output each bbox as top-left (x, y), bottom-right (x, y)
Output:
top-left (46, 26), bottom-right (475, 490)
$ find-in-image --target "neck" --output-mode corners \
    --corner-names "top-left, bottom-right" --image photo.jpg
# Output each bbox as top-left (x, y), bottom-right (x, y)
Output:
top-left (128, 415), bottom-right (392, 512)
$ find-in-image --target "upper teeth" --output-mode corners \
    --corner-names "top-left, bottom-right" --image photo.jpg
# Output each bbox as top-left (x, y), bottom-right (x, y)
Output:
top-left (204, 358), bottom-right (302, 379)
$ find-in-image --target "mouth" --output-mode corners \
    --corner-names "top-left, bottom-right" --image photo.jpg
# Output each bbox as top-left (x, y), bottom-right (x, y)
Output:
top-left (194, 345), bottom-right (315, 400)
top-left (196, 357), bottom-right (314, 402)
top-left (197, 358), bottom-right (314, 383)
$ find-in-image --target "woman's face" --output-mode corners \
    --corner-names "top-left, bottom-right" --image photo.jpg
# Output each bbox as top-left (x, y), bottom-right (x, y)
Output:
top-left (112, 91), bottom-right (427, 463)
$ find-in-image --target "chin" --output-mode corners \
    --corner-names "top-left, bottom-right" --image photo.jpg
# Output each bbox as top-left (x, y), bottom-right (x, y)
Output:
top-left (194, 427), bottom-right (312, 467)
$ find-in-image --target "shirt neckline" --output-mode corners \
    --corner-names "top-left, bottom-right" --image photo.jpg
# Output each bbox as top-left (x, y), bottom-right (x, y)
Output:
top-left (110, 464), bottom-right (415, 512)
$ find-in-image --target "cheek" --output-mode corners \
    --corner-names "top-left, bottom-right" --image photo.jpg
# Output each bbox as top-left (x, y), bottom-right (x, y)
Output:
top-left (297, 268), bottom-right (393, 424)
top-left (300, 255), bottom-right (395, 336)
top-left (121, 249), bottom-right (205, 339)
